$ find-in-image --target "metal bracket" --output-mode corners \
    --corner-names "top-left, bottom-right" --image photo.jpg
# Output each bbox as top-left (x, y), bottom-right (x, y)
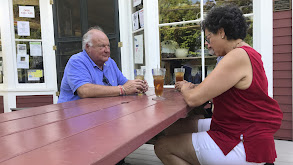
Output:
top-left (118, 42), bottom-right (123, 48)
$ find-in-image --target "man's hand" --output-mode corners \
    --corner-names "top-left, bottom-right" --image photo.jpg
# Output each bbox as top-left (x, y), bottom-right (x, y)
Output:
top-left (123, 79), bottom-right (148, 94)
top-left (142, 80), bottom-right (149, 93)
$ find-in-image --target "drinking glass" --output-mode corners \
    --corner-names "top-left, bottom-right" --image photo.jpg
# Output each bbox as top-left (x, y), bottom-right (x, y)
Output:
top-left (134, 68), bottom-right (146, 80)
top-left (135, 68), bottom-right (146, 95)
top-left (152, 68), bottom-right (166, 100)
top-left (174, 68), bottom-right (185, 82)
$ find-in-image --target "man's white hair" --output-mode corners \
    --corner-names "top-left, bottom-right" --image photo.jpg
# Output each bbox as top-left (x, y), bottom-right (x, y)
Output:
top-left (82, 26), bottom-right (104, 50)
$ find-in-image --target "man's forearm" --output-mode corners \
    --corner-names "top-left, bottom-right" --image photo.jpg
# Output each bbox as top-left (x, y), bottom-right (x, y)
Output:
top-left (77, 83), bottom-right (121, 98)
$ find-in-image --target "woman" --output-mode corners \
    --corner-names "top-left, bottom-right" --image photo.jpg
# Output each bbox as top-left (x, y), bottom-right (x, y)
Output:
top-left (154, 5), bottom-right (283, 165)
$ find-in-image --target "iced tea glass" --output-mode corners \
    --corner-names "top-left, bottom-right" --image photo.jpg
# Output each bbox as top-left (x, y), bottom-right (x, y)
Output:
top-left (174, 68), bottom-right (185, 82)
top-left (152, 68), bottom-right (166, 100)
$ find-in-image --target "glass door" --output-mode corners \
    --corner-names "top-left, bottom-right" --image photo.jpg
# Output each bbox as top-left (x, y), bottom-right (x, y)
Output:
top-left (53, 0), bottom-right (83, 90)
top-left (53, 0), bottom-right (120, 90)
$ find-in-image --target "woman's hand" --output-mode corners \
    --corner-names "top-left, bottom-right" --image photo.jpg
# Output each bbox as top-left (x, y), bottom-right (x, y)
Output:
top-left (175, 81), bottom-right (197, 92)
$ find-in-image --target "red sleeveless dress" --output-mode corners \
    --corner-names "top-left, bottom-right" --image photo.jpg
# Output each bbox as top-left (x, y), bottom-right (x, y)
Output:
top-left (208, 46), bottom-right (283, 163)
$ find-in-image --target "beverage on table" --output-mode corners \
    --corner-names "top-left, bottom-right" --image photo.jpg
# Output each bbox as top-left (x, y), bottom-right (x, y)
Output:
top-left (174, 68), bottom-right (185, 82)
top-left (135, 68), bottom-right (146, 80)
top-left (135, 75), bottom-right (144, 80)
top-left (152, 68), bottom-right (166, 100)
top-left (153, 75), bottom-right (164, 97)
top-left (135, 68), bottom-right (146, 94)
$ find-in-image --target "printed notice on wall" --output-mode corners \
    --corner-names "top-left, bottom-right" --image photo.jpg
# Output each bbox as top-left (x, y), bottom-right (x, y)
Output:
top-left (134, 34), bottom-right (144, 64)
top-left (17, 21), bottom-right (30, 36)
top-left (19, 6), bottom-right (35, 18)
top-left (30, 42), bottom-right (42, 56)
top-left (132, 11), bottom-right (139, 31)
top-left (133, 0), bottom-right (141, 7)
top-left (138, 9), bottom-right (144, 28)
top-left (17, 44), bottom-right (27, 55)
top-left (17, 54), bottom-right (29, 69)
top-left (28, 69), bottom-right (43, 81)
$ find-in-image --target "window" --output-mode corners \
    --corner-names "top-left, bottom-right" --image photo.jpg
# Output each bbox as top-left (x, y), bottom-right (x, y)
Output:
top-left (13, 0), bottom-right (44, 83)
top-left (56, 0), bottom-right (81, 37)
top-left (158, 0), bottom-right (253, 85)
top-left (87, 0), bottom-right (115, 34)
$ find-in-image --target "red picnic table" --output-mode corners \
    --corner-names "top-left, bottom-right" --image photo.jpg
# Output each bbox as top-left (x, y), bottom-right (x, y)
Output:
top-left (0, 88), bottom-right (192, 165)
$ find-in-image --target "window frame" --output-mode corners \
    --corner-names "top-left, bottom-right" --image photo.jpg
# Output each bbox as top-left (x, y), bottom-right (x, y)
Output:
top-left (0, 0), bottom-right (57, 91)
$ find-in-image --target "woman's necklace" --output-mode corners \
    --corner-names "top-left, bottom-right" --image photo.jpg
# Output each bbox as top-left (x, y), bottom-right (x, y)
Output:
top-left (233, 40), bottom-right (243, 49)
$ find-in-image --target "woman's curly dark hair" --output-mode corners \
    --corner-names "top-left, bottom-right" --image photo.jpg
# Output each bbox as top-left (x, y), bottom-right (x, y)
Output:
top-left (201, 5), bottom-right (247, 40)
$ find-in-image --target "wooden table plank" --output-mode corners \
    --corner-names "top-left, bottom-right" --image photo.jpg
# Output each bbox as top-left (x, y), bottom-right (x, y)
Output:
top-left (0, 90), bottom-right (156, 123)
top-left (0, 90), bottom-right (165, 163)
top-left (0, 89), bottom-right (190, 165)
top-left (0, 95), bottom-right (150, 137)
top-left (0, 90), bottom-right (156, 137)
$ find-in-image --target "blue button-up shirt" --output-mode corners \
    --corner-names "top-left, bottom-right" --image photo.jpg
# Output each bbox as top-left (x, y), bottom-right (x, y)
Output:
top-left (58, 50), bottom-right (128, 103)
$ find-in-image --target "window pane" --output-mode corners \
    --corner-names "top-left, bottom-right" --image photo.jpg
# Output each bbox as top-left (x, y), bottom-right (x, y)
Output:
top-left (204, 0), bottom-right (253, 14)
top-left (204, 55), bottom-right (217, 79)
top-left (13, 0), bottom-right (41, 39)
top-left (15, 41), bottom-right (44, 83)
top-left (159, 0), bottom-right (201, 24)
top-left (87, 0), bottom-right (115, 34)
top-left (56, 41), bottom-right (82, 67)
top-left (245, 16), bottom-right (253, 46)
top-left (57, 0), bottom-right (81, 37)
top-left (160, 24), bottom-right (202, 85)
top-left (204, 1), bottom-right (253, 79)
top-left (57, 42), bottom-right (81, 56)
top-left (159, 0), bottom-right (253, 85)
top-left (109, 38), bottom-right (121, 69)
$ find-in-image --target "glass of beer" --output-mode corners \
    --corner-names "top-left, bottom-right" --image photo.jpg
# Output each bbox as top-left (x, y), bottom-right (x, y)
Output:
top-left (152, 68), bottom-right (166, 100)
top-left (134, 68), bottom-right (146, 95)
top-left (174, 68), bottom-right (185, 82)
top-left (134, 68), bottom-right (145, 80)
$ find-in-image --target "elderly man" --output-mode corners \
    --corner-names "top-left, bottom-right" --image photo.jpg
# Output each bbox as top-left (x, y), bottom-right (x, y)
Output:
top-left (58, 26), bottom-right (148, 103)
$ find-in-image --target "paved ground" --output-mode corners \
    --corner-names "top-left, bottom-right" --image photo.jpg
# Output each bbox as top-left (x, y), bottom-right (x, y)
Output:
top-left (125, 139), bottom-right (293, 165)
top-left (274, 140), bottom-right (293, 165)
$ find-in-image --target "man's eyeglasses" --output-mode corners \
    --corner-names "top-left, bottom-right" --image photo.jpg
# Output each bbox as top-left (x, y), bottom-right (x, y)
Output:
top-left (102, 74), bottom-right (112, 86)
top-left (205, 32), bottom-right (212, 44)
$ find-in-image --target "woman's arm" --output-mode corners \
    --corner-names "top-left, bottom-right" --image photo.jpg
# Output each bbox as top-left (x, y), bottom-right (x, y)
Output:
top-left (181, 48), bottom-right (252, 107)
